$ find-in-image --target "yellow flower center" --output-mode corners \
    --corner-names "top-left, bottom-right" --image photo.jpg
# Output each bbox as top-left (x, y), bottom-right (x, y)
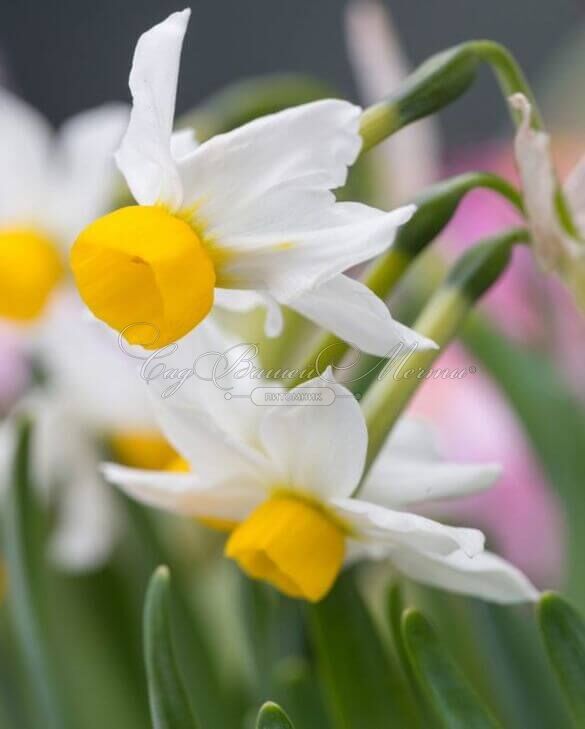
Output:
top-left (0, 228), bottom-right (63, 322)
top-left (110, 430), bottom-right (179, 470)
top-left (71, 205), bottom-right (216, 349)
top-left (225, 494), bottom-right (347, 602)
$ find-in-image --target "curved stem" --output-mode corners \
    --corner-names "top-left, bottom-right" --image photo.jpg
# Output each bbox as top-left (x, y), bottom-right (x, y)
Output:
top-left (288, 174), bottom-right (524, 388)
top-left (359, 228), bottom-right (528, 476)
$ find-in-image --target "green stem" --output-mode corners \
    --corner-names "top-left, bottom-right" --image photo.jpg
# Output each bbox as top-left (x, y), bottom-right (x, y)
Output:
top-left (288, 173), bottom-right (522, 388)
top-left (472, 41), bottom-right (543, 129)
top-left (359, 40), bottom-right (542, 153)
top-left (359, 228), bottom-right (528, 472)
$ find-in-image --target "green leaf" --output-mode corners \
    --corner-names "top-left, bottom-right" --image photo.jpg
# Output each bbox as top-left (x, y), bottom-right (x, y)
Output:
top-left (2, 418), bottom-right (68, 729)
top-left (126, 501), bottom-right (239, 727)
top-left (308, 570), bottom-right (415, 729)
top-left (143, 566), bottom-right (197, 729)
top-left (537, 592), bottom-right (585, 723)
top-left (272, 657), bottom-right (331, 729)
top-left (401, 609), bottom-right (502, 728)
top-left (256, 702), bottom-right (295, 729)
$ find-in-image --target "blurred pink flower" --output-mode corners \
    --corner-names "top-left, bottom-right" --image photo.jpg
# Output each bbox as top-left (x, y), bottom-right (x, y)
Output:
top-left (411, 343), bottom-right (566, 587)
top-left (444, 138), bottom-right (585, 394)
top-left (0, 325), bottom-right (29, 415)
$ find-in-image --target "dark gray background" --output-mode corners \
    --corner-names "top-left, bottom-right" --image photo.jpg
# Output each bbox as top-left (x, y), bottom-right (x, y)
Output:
top-left (0, 0), bottom-right (581, 150)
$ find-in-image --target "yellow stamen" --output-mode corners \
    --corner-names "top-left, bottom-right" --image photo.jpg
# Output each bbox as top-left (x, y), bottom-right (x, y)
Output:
top-left (71, 205), bottom-right (216, 349)
top-left (110, 430), bottom-right (179, 470)
top-left (0, 229), bottom-right (63, 321)
top-left (225, 495), bottom-right (346, 602)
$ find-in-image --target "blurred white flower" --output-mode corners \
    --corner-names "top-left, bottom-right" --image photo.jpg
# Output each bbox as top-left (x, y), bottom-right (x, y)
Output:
top-left (71, 9), bottom-right (436, 356)
top-left (103, 359), bottom-right (538, 604)
top-left (510, 93), bottom-right (585, 311)
top-left (0, 90), bottom-right (141, 571)
top-left (0, 88), bottom-right (128, 323)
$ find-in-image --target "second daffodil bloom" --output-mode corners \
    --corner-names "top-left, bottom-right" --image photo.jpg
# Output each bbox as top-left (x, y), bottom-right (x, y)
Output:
top-left (104, 371), bottom-right (539, 604)
top-left (510, 93), bottom-right (585, 311)
top-left (71, 9), bottom-right (436, 356)
top-left (0, 88), bottom-right (128, 324)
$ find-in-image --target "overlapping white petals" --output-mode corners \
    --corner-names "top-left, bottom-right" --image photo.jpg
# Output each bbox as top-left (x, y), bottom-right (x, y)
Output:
top-left (102, 462), bottom-right (262, 521)
top-left (333, 497), bottom-right (484, 556)
top-left (388, 547), bottom-right (539, 603)
top-left (258, 373), bottom-right (367, 499)
top-left (361, 418), bottom-right (500, 507)
top-left (152, 395), bottom-right (273, 486)
top-left (116, 8), bottom-right (190, 208)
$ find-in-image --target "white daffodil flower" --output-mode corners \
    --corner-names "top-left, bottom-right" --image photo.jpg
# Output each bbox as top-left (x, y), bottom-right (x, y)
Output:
top-left (0, 291), bottom-right (174, 570)
top-left (103, 367), bottom-right (538, 604)
top-left (510, 93), bottom-right (585, 311)
top-left (0, 88), bottom-right (128, 324)
top-left (70, 9), bottom-right (436, 357)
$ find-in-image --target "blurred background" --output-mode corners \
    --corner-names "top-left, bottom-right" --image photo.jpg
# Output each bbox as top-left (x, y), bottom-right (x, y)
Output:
top-left (1, 0), bottom-right (584, 149)
top-left (2, 3), bottom-right (585, 728)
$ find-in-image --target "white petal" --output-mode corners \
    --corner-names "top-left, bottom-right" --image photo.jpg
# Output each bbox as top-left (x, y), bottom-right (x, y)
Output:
top-left (115, 9), bottom-right (190, 208)
top-left (151, 395), bottom-right (273, 486)
top-left (213, 199), bottom-right (415, 301)
top-left (333, 497), bottom-right (485, 556)
top-left (258, 371), bottom-right (367, 498)
top-left (50, 461), bottom-right (120, 571)
top-left (360, 418), bottom-right (500, 507)
top-left (103, 462), bottom-right (261, 520)
top-left (180, 98), bottom-right (362, 221)
top-left (170, 127), bottom-right (199, 161)
top-left (0, 88), bottom-right (52, 224)
top-left (37, 291), bottom-right (155, 431)
top-left (289, 274), bottom-right (436, 355)
top-left (509, 93), bottom-right (566, 270)
top-left (47, 104), bottom-right (129, 245)
top-left (379, 417), bottom-right (441, 461)
top-left (389, 547), bottom-right (540, 603)
top-left (214, 289), bottom-right (284, 337)
top-left (178, 98), bottom-right (416, 298)
top-left (361, 460), bottom-right (500, 508)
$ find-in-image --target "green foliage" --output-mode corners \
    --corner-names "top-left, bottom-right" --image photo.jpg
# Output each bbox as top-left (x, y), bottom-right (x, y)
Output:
top-left (401, 608), bottom-right (502, 728)
top-left (308, 570), bottom-right (415, 729)
top-left (538, 592), bottom-right (585, 724)
top-left (256, 702), bottom-right (295, 729)
top-left (143, 566), bottom-right (198, 729)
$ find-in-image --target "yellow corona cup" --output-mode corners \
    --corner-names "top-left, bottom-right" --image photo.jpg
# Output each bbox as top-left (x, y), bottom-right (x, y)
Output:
top-left (71, 206), bottom-right (215, 348)
top-left (0, 229), bottom-right (63, 321)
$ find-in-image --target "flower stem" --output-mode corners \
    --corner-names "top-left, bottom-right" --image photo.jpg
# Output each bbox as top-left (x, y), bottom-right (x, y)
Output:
top-left (359, 40), bottom-right (542, 153)
top-left (288, 173), bottom-right (523, 388)
top-left (360, 228), bottom-right (528, 472)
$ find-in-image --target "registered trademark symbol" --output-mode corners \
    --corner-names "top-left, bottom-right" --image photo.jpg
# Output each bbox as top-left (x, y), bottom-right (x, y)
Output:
top-left (468, 366), bottom-right (477, 374)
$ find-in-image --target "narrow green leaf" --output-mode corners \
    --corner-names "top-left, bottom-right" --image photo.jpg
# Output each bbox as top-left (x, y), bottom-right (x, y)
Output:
top-left (308, 570), bottom-right (415, 729)
top-left (256, 702), bottom-right (295, 729)
top-left (537, 592), bottom-right (585, 723)
top-left (143, 566), bottom-right (197, 729)
top-left (402, 609), bottom-right (502, 728)
top-left (273, 657), bottom-right (331, 729)
top-left (2, 419), bottom-right (68, 729)
top-left (127, 500), bottom-right (239, 727)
